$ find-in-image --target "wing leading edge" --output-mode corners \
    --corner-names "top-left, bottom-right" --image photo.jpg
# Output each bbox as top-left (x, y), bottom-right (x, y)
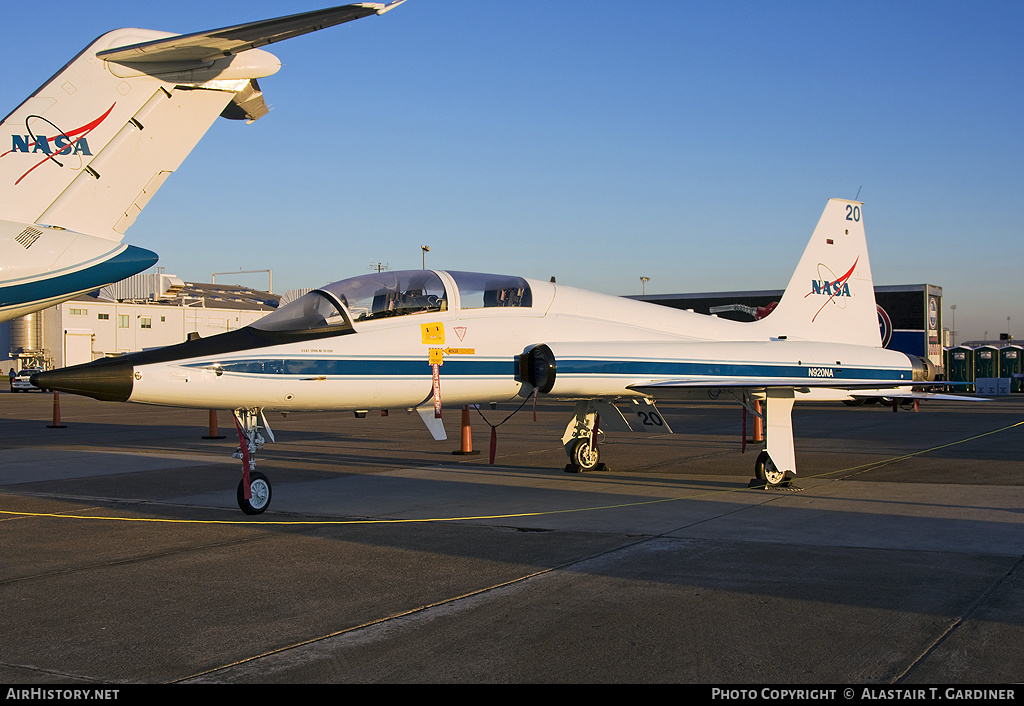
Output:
top-left (629, 377), bottom-right (912, 391)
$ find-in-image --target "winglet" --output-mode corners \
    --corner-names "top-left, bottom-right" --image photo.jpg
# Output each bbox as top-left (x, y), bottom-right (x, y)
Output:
top-left (375, 0), bottom-right (408, 15)
top-left (96, 3), bottom-right (404, 64)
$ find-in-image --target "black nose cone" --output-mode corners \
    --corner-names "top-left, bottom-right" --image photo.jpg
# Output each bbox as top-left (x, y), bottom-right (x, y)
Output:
top-left (32, 358), bottom-right (133, 402)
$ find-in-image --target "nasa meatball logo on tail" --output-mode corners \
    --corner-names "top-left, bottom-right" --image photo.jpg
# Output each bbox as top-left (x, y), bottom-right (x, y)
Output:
top-left (3, 105), bottom-right (111, 185)
top-left (806, 258), bottom-right (858, 322)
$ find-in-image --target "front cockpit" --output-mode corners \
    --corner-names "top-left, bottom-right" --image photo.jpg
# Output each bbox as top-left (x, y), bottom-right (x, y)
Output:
top-left (333, 270), bottom-right (448, 322)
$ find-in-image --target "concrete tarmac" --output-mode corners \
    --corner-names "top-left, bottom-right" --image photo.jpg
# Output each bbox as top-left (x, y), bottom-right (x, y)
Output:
top-left (1, 387), bottom-right (1022, 684)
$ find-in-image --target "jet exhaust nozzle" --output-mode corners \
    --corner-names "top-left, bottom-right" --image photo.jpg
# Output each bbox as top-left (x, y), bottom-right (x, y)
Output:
top-left (908, 355), bottom-right (938, 382)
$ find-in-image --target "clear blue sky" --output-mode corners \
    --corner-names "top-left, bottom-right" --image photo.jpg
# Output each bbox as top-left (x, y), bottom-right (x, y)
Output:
top-left (3, 1), bottom-right (1021, 342)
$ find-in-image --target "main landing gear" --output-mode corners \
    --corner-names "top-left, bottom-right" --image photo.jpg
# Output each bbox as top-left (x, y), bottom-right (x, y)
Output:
top-left (232, 408), bottom-right (274, 514)
top-left (562, 401), bottom-right (606, 473)
top-left (753, 450), bottom-right (792, 488)
top-left (747, 389), bottom-right (797, 489)
top-left (569, 437), bottom-right (601, 472)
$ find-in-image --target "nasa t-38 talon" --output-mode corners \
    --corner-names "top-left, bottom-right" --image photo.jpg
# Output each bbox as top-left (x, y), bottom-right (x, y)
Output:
top-left (0, 2), bottom-right (404, 323)
top-left (35, 199), bottom-right (942, 514)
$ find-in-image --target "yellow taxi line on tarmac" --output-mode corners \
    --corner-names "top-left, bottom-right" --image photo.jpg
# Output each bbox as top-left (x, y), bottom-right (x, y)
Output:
top-left (1, 420), bottom-right (1021, 526)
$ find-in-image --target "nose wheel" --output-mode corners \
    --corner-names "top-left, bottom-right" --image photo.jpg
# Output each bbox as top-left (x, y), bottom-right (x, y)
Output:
top-left (238, 472), bottom-right (272, 515)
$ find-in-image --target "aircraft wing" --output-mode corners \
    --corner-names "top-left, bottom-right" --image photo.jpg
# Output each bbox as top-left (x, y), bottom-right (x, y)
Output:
top-left (97, 2), bottom-right (405, 64)
top-left (848, 390), bottom-right (989, 402)
top-left (630, 380), bottom-right (988, 401)
top-left (628, 378), bottom-right (910, 391)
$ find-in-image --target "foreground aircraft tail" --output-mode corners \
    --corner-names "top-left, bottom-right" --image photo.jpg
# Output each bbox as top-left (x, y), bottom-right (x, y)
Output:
top-left (755, 198), bottom-right (881, 347)
top-left (0, 3), bottom-right (400, 241)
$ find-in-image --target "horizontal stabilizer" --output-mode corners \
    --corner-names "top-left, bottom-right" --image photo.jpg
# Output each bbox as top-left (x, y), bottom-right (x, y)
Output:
top-left (97, 2), bottom-right (403, 64)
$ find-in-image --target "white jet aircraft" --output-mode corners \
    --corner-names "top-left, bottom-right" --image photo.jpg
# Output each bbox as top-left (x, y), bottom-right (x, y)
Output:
top-left (35, 199), bottom-right (941, 514)
top-left (0, 2), bottom-right (404, 323)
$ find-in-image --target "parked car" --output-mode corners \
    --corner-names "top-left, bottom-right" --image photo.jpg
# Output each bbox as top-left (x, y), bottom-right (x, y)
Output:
top-left (11, 368), bottom-right (45, 392)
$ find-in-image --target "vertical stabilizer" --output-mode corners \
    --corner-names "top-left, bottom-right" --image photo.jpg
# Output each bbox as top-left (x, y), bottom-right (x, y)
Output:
top-left (0, 4), bottom-right (401, 324)
top-left (0, 29), bottom-right (280, 241)
top-left (0, 3), bottom-right (400, 242)
top-left (756, 199), bottom-right (881, 346)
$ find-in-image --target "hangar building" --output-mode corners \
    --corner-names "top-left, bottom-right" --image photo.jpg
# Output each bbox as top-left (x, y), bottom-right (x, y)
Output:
top-left (3, 274), bottom-right (281, 372)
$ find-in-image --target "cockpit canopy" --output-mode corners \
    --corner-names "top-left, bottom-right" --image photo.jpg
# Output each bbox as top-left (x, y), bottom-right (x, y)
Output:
top-left (251, 270), bottom-right (532, 335)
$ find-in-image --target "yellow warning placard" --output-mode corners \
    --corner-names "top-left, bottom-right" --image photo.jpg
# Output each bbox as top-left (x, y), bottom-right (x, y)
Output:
top-left (429, 348), bottom-right (444, 365)
top-left (421, 322), bottom-right (445, 345)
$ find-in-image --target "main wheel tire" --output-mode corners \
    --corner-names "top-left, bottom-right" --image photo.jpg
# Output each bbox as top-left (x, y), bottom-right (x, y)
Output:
top-left (754, 450), bottom-right (791, 487)
top-left (571, 438), bottom-right (601, 471)
top-left (237, 471), bottom-right (272, 515)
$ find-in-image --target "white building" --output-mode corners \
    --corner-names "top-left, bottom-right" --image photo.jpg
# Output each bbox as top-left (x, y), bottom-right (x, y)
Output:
top-left (4, 274), bottom-right (281, 371)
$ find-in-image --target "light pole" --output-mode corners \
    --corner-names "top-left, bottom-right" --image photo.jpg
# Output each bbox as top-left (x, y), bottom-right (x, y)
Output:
top-left (950, 304), bottom-right (956, 346)
top-left (640, 277), bottom-right (650, 295)
top-left (421, 245), bottom-right (430, 270)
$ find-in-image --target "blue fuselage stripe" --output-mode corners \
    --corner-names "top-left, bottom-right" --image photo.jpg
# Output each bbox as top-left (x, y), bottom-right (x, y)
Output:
top-left (196, 359), bottom-right (512, 377)
top-left (186, 357), bottom-right (908, 383)
top-left (558, 359), bottom-right (906, 381)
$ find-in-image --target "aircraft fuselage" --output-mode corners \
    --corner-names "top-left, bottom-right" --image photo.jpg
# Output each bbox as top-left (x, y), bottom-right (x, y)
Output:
top-left (35, 269), bottom-right (918, 412)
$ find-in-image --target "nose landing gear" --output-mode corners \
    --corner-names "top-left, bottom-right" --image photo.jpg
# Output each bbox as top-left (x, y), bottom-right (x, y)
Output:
top-left (232, 408), bottom-right (274, 514)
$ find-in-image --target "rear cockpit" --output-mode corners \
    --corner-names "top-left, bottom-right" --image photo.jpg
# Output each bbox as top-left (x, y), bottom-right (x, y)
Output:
top-left (446, 271), bottom-right (532, 309)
